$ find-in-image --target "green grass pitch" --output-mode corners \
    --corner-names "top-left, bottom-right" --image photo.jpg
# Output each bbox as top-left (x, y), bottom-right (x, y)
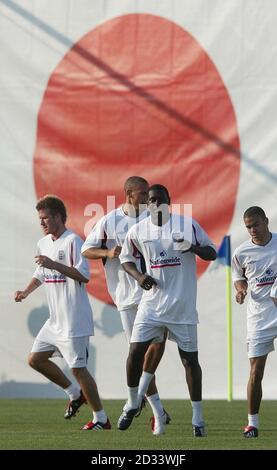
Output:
top-left (0, 399), bottom-right (276, 450)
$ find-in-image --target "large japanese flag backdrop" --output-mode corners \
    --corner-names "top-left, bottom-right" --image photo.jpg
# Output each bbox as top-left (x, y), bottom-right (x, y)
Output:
top-left (1, 0), bottom-right (277, 399)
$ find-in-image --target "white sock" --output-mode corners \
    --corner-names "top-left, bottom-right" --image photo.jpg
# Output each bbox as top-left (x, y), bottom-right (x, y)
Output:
top-left (138, 371), bottom-right (154, 408)
top-left (248, 414), bottom-right (259, 429)
top-left (124, 386), bottom-right (139, 410)
top-left (191, 400), bottom-right (204, 426)
top-left (147, 393), bottom-right (164, 419)
top-left (64, 384), bottom-right (80, 401)
top-left (93, 409), bottom-right (107, 423)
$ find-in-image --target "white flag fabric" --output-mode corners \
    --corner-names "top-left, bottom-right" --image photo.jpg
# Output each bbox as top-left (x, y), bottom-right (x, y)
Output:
top-left (1, 0), bottom-right (277, 399)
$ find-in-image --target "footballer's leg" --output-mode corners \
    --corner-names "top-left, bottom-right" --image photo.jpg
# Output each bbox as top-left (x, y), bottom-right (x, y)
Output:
top-left (60, 336), bottom-right (110, 430)
top-left (244, 354), bottom-right (267, 437)
top-left (73, 367), bottom-right (111, 431)
top-left (118, 341), bottom-right (150, 431)
top-left (179, 348), bottom-right (206, 437)
top-left (138, 335), bottom-right (171, 428)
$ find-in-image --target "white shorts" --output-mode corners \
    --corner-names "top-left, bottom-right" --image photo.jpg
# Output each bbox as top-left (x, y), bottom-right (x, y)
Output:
top-left (119, 305), bottom-right (138, 342)
top-left (247, 328), bottom-right (277, 358)
top-left (131, 322), bottom-right (198, 352)
top-left (31, 323), bottom-right (90, 368)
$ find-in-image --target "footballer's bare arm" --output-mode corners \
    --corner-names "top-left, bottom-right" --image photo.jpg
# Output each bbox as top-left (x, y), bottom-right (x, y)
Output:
top-left (35, 256), bottom-right (89, 283)
top-left (122, 262), bottom-right (157, 290)
top-left (82, 246), bottom-right (121, 260)
top-left (14, 278), bottom-right (42, 302)
top-left (234, 280), bottom-right (248, 304)
top-left (173, 237), bottom-right (216, 261)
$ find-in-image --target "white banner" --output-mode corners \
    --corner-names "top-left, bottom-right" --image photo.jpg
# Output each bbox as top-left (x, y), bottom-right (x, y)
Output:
top-left (1, 0), bottom-right (277, 399)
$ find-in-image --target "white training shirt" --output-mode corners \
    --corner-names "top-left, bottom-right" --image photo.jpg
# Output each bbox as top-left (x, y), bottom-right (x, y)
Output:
top-left (119, 214), bottom-right (215, 324)
top-left (34, 229), bottom-right (94, 338)
top-left (81, 207), bottom-right (148, 310)
top-left (232, 233), bottom-right (277, 338)
top-left (270, 278), bottom-right (277, 298)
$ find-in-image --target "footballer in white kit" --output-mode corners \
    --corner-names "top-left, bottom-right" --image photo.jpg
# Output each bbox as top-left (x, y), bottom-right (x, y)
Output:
top-left (117, 184), bottom-right (216, 437)
top-left (32, 228), bottom-right (94, 364)
top-left (15, 195), bottom-right (110, 431)
top-left (120, 212), bottom-right (216, 348)
top-left (82, 177), bottom-right (171, 434)
top-left (232, 206), bottom-right (277, 438)
top-left (81, 206), bottom-right (147, 339)
top-left (232, 233), bottom-right (277, 348)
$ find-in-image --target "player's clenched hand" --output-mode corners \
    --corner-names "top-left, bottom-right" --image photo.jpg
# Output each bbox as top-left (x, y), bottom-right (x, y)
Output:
top-left (35, 255), bottom-right (56, 269)
top-left (139, 274), bottom-right (157, 290)
top-left (14, 291), bottom-right (27, 302)
top-left (236, 290), bottom-right (247, 304)
top-left (108, 246), bottom-right (122, 259)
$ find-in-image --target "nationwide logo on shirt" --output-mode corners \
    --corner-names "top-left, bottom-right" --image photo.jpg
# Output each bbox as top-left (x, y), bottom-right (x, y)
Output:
top-left (256, 268), bottom-right (276, 287)
top-left (150, 251), bottom-right (181, 269)
top-left (45, 272), bottom-right (66, 283)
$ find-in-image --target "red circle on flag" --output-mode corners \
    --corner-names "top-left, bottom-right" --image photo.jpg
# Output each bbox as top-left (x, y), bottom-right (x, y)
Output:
top-left (34, 14), bottom-right (240, 304)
